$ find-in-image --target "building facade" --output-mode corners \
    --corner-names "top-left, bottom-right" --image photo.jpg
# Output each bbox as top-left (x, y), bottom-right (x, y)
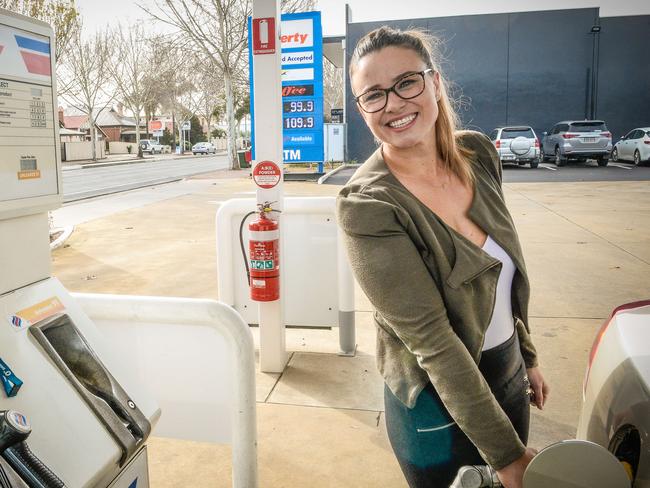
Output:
top-left (342, 4), bottom-right (650, 162)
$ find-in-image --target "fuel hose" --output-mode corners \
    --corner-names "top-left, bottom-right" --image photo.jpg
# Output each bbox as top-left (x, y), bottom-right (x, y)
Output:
top-left (0, 411), bottom-right (66, 488)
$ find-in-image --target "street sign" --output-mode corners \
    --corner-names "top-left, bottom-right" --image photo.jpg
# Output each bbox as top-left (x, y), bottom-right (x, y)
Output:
top-left (181, 121), bottom-right (190, 130)
top-left (148, 120), bottom-right (163, 132)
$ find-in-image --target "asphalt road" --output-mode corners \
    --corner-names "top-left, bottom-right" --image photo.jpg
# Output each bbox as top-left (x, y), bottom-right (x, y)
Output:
top-left (62, 154), bottom-right (229, 202)
top-left (502, 160), bottom-right (650, 182)
top-left (325, 160), bottom-right (650, 185)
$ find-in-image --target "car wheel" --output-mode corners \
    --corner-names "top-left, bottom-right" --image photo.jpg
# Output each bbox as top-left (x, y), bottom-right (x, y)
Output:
top-left (554, 147), bottom-right (565, 167)
top-left (597, 156), bottom-right (609, 167)
top-left (530, 160), bottom-right (539, 169)
top-left (634, 150), bottom-right (642, 166)
top-left (611, 148), bottom-right (619, 162)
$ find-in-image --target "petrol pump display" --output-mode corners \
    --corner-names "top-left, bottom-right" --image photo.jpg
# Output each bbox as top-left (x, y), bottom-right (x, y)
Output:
top-left (0, 18), bottom-right (60, 211)
top-left (249, 11), bottom-right (324, 164)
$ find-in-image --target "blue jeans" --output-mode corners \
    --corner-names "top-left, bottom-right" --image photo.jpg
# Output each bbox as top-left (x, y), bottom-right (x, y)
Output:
top-left (384, 332), bottom-right (529, 488)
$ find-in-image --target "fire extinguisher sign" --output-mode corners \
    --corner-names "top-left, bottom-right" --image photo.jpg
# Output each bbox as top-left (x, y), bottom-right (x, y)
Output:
top-left (252, 18), bottom-right (276, 55)
top-left (253, 160), bottom-right (281, 189)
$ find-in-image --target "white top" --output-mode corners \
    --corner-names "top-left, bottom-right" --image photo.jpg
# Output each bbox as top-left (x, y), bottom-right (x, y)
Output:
top-left (481, 235), bottom-right (516, 350)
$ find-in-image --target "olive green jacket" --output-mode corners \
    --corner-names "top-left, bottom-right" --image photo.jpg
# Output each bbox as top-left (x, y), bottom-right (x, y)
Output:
top-left (336, 130), bottom-right (538, 470)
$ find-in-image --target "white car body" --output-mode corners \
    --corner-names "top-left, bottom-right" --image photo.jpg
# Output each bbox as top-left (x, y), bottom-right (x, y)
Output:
top-left (139, 139), bottom-right (163, 154)
top-left (192, 142), bottom-right (216, 155)
top-left (577, 300), bottom-right (650, 487)
top-left (612, 128), bottom-right (650, 166)
top-left (489, 126), bottom-right (541, 168)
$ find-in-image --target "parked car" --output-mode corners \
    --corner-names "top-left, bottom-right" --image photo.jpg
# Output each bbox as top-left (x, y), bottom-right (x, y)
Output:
top-left (139, 139), bottom-right (164, 154)
top-left (192, 142), bottom-right (217, 155)
top-left (611, 128), bottom-right (650, 166)
top-left (541, 120), bottom-right (612, 167)
top-left (489, 126), bottom-right (541, 168)
top-left (577, 300), bottom-right (650, 486)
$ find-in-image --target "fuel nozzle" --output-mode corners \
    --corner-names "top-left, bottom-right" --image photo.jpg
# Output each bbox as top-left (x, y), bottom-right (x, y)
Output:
top-left (0, 410), bottom-right (31, 453)
top-left (0, 411), bottom-right (66, 488)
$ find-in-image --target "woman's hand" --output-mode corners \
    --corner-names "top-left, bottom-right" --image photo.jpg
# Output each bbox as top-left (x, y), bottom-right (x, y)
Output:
top-left (496, 447), bottom-right (537, 488)
top-left (526, 367), bottom-right (550, 410)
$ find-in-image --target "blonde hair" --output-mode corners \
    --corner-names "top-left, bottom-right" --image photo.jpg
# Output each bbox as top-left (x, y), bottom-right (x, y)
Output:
top-left (349, 26), bottom-right (475, 185)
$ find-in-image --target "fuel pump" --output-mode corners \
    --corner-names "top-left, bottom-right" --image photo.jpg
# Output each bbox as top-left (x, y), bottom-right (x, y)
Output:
top-left (0, 8), bottom-right (158, 488)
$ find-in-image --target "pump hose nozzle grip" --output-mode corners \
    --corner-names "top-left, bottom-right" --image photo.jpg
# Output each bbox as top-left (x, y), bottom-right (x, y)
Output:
top-left (0, 411), bottom-right (66, 488)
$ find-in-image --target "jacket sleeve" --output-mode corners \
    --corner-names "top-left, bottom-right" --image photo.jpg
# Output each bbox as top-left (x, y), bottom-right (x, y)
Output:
top-left (337, 187), bottom-right (526, 470)
top-left (462, 131), bottom-right (540, 369)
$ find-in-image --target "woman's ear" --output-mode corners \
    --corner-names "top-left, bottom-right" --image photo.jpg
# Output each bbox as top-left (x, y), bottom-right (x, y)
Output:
top-left (433, 70), bottom-right (441, 101)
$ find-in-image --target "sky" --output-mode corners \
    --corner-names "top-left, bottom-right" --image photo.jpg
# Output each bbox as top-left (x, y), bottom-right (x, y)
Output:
top-left (74, 0), bottom-right (345, 36)
top-left (73, 0), bottom-right (650, 41)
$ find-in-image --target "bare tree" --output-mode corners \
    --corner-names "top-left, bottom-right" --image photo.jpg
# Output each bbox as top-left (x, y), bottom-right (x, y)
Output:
top-left (106, 23), bottom-right (156, 157)
top-left (281, 0), bottom-right (315, 13)
top-left (58, 27), bottom-right (114, 160)
top-left (0, 0), bottom-right (80, 61)
top-left (323, 59), bottom-right (343, 122)
top-left (141, 0), bottom-right (248, 168)
top-left (141, 0), bottom-right (316, 169)
top-left (191, 66), bottom-right (225, 142)
top-left (151, 40), bottom-right (195, 151)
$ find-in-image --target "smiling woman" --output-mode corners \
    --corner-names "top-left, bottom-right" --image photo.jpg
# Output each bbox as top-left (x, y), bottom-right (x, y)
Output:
top-left (337, 26), bottom-right (549, 488)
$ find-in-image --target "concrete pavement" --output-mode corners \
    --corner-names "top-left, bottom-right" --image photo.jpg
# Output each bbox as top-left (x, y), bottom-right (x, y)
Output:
top-left (50, 171), bottom-right (650, 487)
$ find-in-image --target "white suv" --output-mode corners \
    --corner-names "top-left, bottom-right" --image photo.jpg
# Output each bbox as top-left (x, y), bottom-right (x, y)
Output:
top-left (139, 139), bottom-right (163, 155)
top-left (489, 126), bottom-right (541, 169)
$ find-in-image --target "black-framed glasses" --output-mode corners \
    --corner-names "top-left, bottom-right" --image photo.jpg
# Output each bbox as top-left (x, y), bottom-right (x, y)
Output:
top-left (354, 69), bottom-right (434, 113)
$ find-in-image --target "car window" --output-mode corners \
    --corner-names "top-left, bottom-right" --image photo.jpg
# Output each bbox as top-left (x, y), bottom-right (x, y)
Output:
top-left (569, 122), bottom-right (607, 132)
top-left (501, 128), bottom-right (534, 139)
top-left (632, 130), bottom-right (643, 139)
top-left (489, 130), bottom-right (498, 140)
top-left (646, 131), bottom-right (650, 138)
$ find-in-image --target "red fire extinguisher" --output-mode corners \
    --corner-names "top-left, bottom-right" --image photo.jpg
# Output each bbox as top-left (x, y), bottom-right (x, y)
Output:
top-left (248, 206), bottom-right (280, 302)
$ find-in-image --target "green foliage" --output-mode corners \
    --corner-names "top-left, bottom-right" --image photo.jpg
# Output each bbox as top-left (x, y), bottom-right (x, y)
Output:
top-left (211, 127), bottom-right (226, 138)
top-left (160, 128), bottom-right (173, 146)
top-left (126, 144), bottom-right (133, 154)
top-left (189, 115), bottom-right (206, 143)
top-left (234, 94), bottom-right (250, 124)
top-left (0, 0), bottom-right (80, 61)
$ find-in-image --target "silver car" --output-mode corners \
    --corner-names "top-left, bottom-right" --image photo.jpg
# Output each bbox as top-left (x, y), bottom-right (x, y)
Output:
top-left (489, 126), bottom-right (541, 169)
top-left (191, 142), bottom-right (216, 155)
top-left (611, 128), bottom-right (650, 166)
top-left (541, 120), bottom-right (613, 167)
top-left (577, 300), bottom-right (650, 487)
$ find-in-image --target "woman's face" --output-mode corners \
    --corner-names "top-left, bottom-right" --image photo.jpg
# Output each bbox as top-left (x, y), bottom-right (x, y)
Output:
top-left (351, 46), bottom-right (440, 151)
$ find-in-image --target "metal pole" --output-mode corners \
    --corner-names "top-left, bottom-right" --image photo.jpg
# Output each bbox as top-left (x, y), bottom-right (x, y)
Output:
top-left (252, 0), bottom-right (286, 373)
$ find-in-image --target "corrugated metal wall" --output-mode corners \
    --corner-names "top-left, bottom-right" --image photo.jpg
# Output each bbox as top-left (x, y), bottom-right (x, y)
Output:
top-left (345, 9), bottom-right (649, 161)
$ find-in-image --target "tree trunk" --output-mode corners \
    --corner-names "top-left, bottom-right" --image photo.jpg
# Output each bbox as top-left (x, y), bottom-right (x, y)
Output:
top-left (224, 70), bottom-right (239, 170)
top-left (90, 113), bottom-right (97, 161)
top-left (135, 113), bottom-right (143, 158)
top-left (172, 110), bottom-right (177, 151)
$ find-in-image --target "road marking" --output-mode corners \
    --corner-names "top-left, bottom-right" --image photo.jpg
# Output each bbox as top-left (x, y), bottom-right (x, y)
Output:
top-left (540, 164), bottom-right (557, 171)
top-left (609, 163), bottom-right (632, 170)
